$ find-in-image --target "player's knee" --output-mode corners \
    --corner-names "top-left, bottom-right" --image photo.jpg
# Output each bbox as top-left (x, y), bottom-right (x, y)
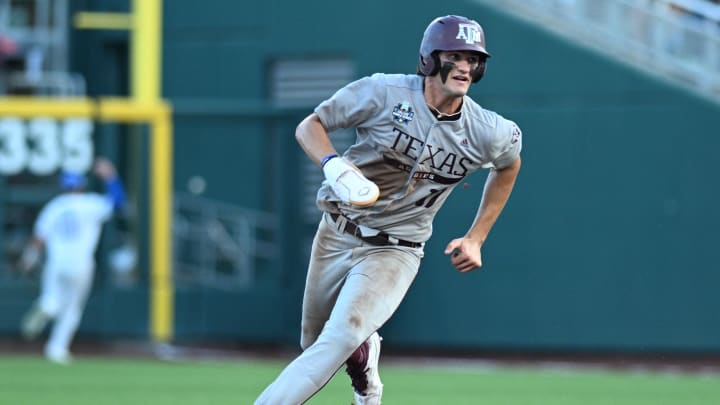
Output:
top-left (39, 298), bottom-right (60, 317)
top-left (300, 333), bottom-right (316, 350)
top-left (300, 321), bottom-right (323, 350)
top-left (325, 324), bottom-right (367, 353)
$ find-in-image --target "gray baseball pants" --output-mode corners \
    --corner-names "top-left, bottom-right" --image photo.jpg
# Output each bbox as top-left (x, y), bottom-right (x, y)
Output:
top-left (254, 212), bottom-right (423, 404)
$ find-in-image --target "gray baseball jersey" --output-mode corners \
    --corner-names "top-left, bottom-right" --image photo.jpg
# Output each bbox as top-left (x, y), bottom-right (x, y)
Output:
top-left (315, 73), bottom-right (522, 243)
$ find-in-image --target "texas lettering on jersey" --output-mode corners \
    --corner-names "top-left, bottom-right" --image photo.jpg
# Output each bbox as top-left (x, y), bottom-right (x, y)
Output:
top-left (388, 126), bottom-right (472, 184)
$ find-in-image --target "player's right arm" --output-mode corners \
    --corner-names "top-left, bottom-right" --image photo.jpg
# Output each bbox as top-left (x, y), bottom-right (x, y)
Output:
top-left (17, 237), bottom-right (44, 274)
top-left (295, 113), bottom-right (338, 167)
top-left (296, 113), bottom-right (380, 207)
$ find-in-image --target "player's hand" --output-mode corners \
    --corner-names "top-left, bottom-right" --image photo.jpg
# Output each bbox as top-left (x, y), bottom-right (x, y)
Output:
top-left (93, 157), bottom-right (117, 181)
top-left (16, 243), bottom-right (42, 275)
top-left (444, 237), bottom-right (482, 273)
top-left (323, 157), bottom-right (379, 207)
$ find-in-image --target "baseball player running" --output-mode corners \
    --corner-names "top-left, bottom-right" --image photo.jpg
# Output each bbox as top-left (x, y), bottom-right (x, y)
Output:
top-left (255, 15), bottom-right (522, 404)
top-left (18, 157), bottom-right (126, 364)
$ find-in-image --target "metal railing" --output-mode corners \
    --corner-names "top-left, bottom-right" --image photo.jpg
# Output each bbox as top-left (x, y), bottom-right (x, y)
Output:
top-left (0, 0), bottom-right (88, 96)
top-left (473, 0), bottom-right (720, 102)
top-left (172, 192), bottom-right (280, 290)
top-left (4, 71), bottom-right (86, 96)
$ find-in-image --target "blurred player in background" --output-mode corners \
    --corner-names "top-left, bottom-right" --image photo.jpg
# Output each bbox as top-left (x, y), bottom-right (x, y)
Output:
top-left (255, 15), bottom-right (522, 404)
top-left (18, 156), bottom-right (126, 364)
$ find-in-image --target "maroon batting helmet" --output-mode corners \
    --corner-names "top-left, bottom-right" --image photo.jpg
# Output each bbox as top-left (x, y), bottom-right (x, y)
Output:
top-left (417, 15), bottom-right (491, 83)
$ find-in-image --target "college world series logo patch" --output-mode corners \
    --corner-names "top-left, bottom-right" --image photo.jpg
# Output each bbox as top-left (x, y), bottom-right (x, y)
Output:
top-left (392, 101), bottom-right (415, 125)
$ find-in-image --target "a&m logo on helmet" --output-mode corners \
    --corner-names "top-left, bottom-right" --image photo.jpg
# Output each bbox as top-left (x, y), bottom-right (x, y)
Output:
top-left (392, 101), bottom-right (415, 125)
top-left (456, 23), bottom-right (483, 45)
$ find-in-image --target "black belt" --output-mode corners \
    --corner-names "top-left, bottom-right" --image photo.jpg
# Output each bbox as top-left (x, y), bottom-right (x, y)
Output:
top-left (329, 213), bottom-right (422, 248)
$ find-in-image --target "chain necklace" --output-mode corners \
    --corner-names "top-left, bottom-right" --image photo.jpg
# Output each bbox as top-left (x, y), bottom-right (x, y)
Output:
top-left (427, 103), bottom-right (461, 120)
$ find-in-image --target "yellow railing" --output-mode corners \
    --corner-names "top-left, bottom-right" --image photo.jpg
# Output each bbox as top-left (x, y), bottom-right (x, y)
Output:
top-left (74, 0), bottom-right (171, 342)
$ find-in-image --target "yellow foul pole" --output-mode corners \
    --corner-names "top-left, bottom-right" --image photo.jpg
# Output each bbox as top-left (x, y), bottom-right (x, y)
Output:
top-left (132, 0), bottom-right (173, 342)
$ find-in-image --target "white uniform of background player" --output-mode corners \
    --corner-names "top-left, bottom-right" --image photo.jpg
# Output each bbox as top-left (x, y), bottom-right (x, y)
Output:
top-left (19, 157), bottom-right (126, 364)
top-left (256, 15), bottom-right (522, 404)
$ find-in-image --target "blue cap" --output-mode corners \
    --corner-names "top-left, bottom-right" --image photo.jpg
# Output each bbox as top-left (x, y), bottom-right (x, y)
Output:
top-left (60, 172), bottom-right (87, 190)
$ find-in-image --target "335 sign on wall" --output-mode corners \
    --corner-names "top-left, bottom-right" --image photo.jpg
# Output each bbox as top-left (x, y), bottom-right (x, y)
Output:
top-left (0, 117), bottom-right (94, 175)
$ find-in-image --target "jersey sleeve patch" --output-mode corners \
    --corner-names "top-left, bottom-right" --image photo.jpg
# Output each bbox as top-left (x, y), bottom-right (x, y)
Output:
top-left (490, 119), bottom-right (522, 169)
top-left (511, 123), bottom-right (522, 144)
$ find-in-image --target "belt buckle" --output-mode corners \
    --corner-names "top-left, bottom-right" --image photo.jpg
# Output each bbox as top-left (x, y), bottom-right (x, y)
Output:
top-left (331, 213), bottom-right (347, 232)
top-left (334, 214), bottom-right (360, 238)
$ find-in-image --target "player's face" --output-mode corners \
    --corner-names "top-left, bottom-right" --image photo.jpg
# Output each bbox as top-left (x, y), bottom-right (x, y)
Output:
top-left (436, 51), bottom-right (482, 96)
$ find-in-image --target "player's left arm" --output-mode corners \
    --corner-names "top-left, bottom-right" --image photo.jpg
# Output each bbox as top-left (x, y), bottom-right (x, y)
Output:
top-left (445, 155), bottom-right (521, 272)
top-left (94, 156), bottom-right (126, 212)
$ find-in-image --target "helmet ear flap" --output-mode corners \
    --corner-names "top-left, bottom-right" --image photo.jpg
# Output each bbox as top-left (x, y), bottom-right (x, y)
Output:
top-left (471, 60), bottom-right (487, 83)
top-left (429, 52), bottom-right (441, 76)
top-left (418, 52), bottom-right (442, 77)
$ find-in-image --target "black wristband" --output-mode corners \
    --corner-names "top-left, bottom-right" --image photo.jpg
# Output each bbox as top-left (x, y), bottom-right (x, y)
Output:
top-left (320, 153), bottom-right (338, 168)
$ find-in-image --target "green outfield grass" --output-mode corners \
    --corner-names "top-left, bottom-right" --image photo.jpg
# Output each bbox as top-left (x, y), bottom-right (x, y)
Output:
top-left (0, 354), bottom-right (718, 404)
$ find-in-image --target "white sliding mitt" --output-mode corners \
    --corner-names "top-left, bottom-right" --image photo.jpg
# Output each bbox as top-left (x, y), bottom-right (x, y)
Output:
top-left (323, 157), bottom-right (379, 207)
